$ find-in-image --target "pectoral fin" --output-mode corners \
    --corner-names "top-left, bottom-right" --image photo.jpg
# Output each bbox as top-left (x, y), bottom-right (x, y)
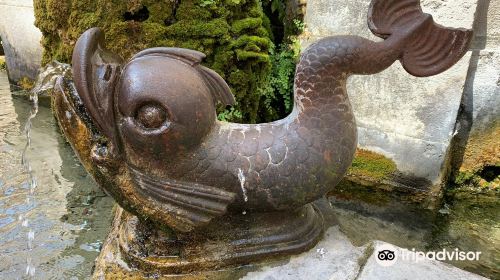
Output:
top-left (129, 166), bottom-right (236, 232)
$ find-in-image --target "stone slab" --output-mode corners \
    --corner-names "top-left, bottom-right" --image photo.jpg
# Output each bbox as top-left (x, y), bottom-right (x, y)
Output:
top-left (242, 229), bottom-right (491, 280)
top-left (241, 226), bottom-right (369, 280)
top-left (469, 51), bottom-right (500, 132)
top-left (453, 0), bottom-right (500, 173)
top-left (468, 0), bottom-right (500, 134)
top-left (482, 0), bottom-right (500, 51)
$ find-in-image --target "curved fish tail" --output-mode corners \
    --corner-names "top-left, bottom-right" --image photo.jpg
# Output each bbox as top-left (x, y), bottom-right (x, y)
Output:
top-left (368, 0), bottom-right (473, 77)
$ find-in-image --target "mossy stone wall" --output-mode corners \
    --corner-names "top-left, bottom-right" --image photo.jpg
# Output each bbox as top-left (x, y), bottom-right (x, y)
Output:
top-left (0, 56), bottom-right (5, 71)
top-left (34, 0), bottom-right (275, 123)
top-left (454, 122), bottom-right (500, 190)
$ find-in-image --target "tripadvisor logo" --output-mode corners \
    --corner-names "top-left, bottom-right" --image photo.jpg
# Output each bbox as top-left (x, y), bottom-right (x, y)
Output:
top-left (374, 244), bottom-right (482, 267)
top-left (375, 244), bottom-right (398, 267)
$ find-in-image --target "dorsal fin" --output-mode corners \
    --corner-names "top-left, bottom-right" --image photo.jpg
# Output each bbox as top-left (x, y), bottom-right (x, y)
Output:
top-left (368, 0), bottom-right (473, 77)
top-left (130, 47), bottom-right (235, 106)
top-left (199, 66), bottom-right (236, 106)
top-left (131, 47), bottom-right (206, 66)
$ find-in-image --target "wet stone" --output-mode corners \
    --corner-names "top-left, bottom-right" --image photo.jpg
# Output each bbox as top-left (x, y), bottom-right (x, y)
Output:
top-left (241, 226), bottom-right (368, 280)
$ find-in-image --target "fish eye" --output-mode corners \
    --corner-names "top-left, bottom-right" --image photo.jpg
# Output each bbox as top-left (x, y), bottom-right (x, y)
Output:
top-left (135, 103), bottom-right (168, 129)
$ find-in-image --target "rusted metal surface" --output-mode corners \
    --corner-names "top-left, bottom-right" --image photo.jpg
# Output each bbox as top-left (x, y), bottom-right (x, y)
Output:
top-left (53, 0), bottom-right (472, 274)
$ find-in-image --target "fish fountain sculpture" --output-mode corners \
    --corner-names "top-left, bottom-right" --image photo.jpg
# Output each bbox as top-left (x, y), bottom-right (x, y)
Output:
top-left (52, 0), bottom-right (472, 276)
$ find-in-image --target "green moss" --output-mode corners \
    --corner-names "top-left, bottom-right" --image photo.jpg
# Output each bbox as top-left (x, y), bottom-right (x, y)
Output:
top-left (177, 2), bottom-right (212, 19)
top-left (231, 17), bottom-right (262, 33)
top-left (331, 179), bottom-right (392, 206)
top-left (329, 150), bottom-right (435, 206)
top-left (452, 123), bottom-right (500, 191)
top-left (34, 0), bottom-right (276, 123)
top-left (348, 149), bottom-right (397, 181)
top-left (165, 19), bottom-right (230, 37)
top-left (453, 169), bottom-right (499, 191)
top-left (454, 171), bottom-right (476, 186)
top-left (18, 77), bottom-right (35, 91)
top-left (232, 35), bottom-right (270, 48)
top-left (0, 56), bottom-right (5, 71)
top-left (235, 49), bottom-right (269, 61)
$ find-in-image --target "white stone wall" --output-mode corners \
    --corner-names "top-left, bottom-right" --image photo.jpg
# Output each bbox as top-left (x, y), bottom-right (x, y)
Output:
top-left (301, 0), bottom-right (482, 189)
top-left (0, 0), bottom-right (43, 82)
top-left (468, 0), bottom-right (500, 133)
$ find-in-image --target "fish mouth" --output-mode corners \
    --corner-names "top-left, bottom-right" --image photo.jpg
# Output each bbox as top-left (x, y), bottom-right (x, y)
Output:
top-left (55, 74), bottom-right (101, 136)
top-left (52, 73), bottom-right (122, 174)
top-left (55, 73), bottom-right (121, 166)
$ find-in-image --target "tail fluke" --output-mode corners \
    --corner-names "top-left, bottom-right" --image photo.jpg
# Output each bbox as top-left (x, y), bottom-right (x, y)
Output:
top-left (368, 0), bottom-right (473, 77)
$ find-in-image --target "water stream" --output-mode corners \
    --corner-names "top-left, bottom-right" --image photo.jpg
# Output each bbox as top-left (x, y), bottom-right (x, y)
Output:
top-left (0, 71), bottom-right (114, 279)
top-left (20, 77), bottom-right (39, 277)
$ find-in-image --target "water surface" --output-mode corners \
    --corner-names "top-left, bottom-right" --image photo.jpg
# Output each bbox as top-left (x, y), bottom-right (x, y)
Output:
top-left (0, 71), bottom-right (114, 279)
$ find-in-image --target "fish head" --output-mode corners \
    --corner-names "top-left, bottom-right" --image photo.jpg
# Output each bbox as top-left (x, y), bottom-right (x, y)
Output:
top-left (70, 28), bottom-right (235, 171)
top-left (116, 51), bottom-right (218, 169)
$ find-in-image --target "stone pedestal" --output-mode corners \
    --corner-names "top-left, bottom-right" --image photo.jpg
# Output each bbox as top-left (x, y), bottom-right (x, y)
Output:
top-left (93, 204), bottom-right (326, 279)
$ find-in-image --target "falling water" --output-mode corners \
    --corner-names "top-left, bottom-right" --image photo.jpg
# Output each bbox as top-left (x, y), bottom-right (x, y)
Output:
top-left (20, 89), bottom-right (39, 277)
top-left (0, 70), bottom-right (114, 279)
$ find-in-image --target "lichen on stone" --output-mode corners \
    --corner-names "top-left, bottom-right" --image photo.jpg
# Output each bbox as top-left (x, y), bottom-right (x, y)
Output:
top-left (460, 122), bottom-right (500, 172)
top-left (0, 56), bottom-right (5, 71)
top-left (347, 149), bottom-right (397, 182)
top-left (17, 77), bottom-right (35, 91)
top-left (454, 122), bottom-right (500, 190)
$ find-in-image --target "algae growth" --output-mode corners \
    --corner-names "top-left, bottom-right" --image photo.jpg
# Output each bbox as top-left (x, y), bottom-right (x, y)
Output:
top-left (17, 77), bottom-right (35, 91)
top-left (0, 56), bottom-right (5, 71)
top-left (348, 149), bottom-right (397, 182)
top-left (454, 122), bottom-right (500, 190)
